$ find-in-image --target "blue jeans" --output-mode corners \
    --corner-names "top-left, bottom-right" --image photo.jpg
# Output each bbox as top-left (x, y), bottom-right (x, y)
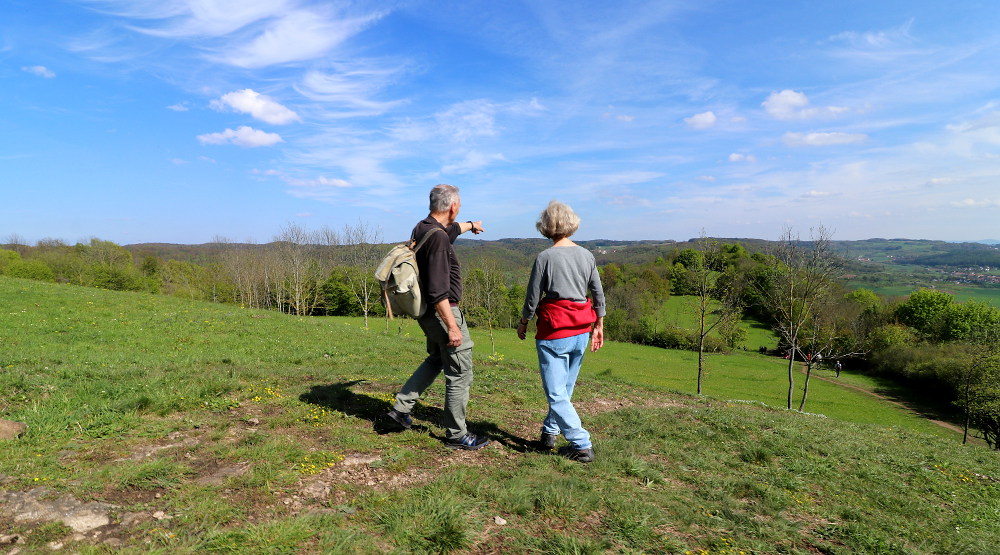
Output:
top-left (537, 332), bottom-right (591, 450)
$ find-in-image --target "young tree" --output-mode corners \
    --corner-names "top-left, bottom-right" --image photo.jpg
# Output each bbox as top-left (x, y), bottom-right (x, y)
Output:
top-left (464, 261), bottom-right (507, 356)
top-left (688, 238), bottom-right (744, 395)
top-left (341, 220), bottom-right (383, 329)
top-left (755, 226), bottom-right (842, 410)
top-left (950, 307), bottom-right (1000, 446)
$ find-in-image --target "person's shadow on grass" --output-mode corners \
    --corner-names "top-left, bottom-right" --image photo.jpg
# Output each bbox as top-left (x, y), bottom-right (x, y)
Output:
top-left (300, 380), bottom-right (536, 452)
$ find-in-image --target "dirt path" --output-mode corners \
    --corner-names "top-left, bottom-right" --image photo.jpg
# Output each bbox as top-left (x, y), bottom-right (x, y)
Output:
top-left (799, 365), bottom-right (973, 438)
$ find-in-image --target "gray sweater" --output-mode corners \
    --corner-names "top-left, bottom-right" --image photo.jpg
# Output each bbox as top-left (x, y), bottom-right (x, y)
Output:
top-left (521, 245), bottom-right (607, 320)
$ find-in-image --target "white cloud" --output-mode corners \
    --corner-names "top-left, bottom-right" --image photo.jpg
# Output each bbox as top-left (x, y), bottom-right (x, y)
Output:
top-left (198, 126), bottom-right (283, 147)
top-left (950, 198), bottom-right (1000, 208)
top-left (283, 175), bottom-right (355, 201)
top-left (167, 102), bottom-right (190, 112)
top-left (830, 19), bottom-right (914, 50)
top-left (436, 100), bottom-right (498, 143)
top-left (684, 111), bottom-right (717, 130)
top-left (802, 190), bottom-right (833, 198)
top-left (441, 151), bottom-right (507, 174)
top-left (285, 175), bottom-right (352, 188)
top-left (296, 68), bottom-right (404, 116)
top-left (22, 65), bottom-right (55, 78)
top-left (215, 10), bottom-right (381, 68)
top-left (783, 132), bottom-right (867, 147)
top-left (763, 90), bottom-right (849, 120)
top-left (210, 89), bottom-right (301, 125)
top-left (728, 153), bottom-right (757, 163)
top-left (126, 0), bottom-right (299, 37)
top-left (509, 97), bottom-right (547, 115)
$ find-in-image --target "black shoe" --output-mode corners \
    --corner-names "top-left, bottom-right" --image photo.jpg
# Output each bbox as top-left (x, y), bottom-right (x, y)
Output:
top-left (557, 445), bottom-right (594, 463)
top-left (387, 410), bottom-right (412, 430)
top-left (445, 433), bottom-right (491, 450)
top-left (539, 432), bottom-right (557, 451)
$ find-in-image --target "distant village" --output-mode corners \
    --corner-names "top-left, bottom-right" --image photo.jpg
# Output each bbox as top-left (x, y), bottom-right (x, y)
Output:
top-left (944, 268), bottom-right (1000, 286)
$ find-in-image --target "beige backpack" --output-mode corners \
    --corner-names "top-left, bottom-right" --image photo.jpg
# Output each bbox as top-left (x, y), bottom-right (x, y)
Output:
top-left (374, 228), bottom-right (445, 319)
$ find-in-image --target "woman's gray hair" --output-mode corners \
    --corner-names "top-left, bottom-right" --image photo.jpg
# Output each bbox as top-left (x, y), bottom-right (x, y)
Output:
top-left (536, 200), bottom-right (580, 240)
top-left (429, 184), bottom-right (460, 212)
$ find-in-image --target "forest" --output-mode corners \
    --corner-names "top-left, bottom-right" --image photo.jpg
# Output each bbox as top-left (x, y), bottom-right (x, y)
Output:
top-left (2, 227), bottom-right (1000, 449)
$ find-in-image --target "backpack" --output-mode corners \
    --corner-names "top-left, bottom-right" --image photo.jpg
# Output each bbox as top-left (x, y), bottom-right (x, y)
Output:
top-left (374, 227), bottom-right (445, 319)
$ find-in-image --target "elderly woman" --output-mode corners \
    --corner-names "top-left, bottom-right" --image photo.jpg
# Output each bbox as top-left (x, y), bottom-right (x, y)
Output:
top-left (517, 201), bottom-right (605, 463)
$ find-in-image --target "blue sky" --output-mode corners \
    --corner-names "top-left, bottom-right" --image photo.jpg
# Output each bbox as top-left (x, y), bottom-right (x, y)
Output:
top-left (4, 1), bottom-right (1000, 245)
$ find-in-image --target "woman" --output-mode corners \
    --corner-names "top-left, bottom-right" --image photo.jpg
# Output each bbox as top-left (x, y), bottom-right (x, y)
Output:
top-left (517, 201), bottom-right (605, 463)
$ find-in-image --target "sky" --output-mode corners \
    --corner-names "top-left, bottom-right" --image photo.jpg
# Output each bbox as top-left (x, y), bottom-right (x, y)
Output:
top-left (4, 1), bottom-right (1000, 245)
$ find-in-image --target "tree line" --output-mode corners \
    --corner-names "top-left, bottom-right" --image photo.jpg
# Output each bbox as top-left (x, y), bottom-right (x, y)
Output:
top-left (3, 226), bottom-right (1000, 448)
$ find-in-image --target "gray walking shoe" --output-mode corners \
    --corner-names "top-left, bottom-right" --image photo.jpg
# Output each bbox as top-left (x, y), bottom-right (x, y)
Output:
top-left (557, 445), bottom-right (594, 463)
top-left (387, 410), bottom-right (412, 430)
top-left (445, 433), bottom-right (491, 450)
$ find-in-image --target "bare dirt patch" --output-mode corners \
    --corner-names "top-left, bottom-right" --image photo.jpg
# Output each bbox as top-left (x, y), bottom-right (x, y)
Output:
top-left (575, 396), bottom-right (689, 415)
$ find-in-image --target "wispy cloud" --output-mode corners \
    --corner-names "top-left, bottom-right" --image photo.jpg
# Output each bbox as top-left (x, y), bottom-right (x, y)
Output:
top-left (296, 66), bottom-right (405, 117)
top-left (729, 153), bottom-right (757, 163)
top-left (210, 89), bottom-right (300, 125)
top-left (22, 65), bottom-right (55, 78)
top-left (197, 126), bottom-right (283, 147)
top-left (210, 10), bottom-right (382, 69)
top-left (436, 100), bottom-right (499, 143)
top-left (441, 150), bottom-right (507, 174)
top-left (763, 90), bottom-right (850, 120)
top-left (950, 198), bottom-right (1000, 208)
top-left (783, 132), bottom-right (868, 147)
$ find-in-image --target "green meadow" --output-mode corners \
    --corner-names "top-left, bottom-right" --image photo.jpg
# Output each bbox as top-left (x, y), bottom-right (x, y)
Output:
top-left (2, 276), bottom-right (999, 553)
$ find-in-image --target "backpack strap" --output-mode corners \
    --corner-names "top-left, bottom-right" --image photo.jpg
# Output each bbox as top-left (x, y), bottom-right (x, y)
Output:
top-left (383, 227), bottom-right (446, 321)
top-left (412, 226), bottom-right (446, 253)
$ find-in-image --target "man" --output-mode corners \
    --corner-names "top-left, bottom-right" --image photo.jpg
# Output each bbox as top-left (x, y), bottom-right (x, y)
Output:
top-left (387, 184), bottom-right (491, 450)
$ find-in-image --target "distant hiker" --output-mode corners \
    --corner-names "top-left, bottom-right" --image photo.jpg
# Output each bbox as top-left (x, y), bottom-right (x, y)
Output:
top-left (517, 201), bottom-right (606, 463)
top-left (386, 184), bottom-right (491, 451)
top-left (835, 360), bottom-right (842, 377)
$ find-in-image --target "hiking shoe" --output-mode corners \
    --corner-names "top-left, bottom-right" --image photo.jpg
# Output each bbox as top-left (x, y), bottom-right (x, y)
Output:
top-left (539, 432), bottom-right (558, 451)
top-left (387, 410), bottom-right (412, 430)
top-left (445, 433), bottom-right (491, 451)
top-left (557, 445), bottom-right (594, 463)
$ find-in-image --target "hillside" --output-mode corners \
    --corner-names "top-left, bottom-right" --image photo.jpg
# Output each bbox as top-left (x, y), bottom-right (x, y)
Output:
top-left (2, 277), bottom-right (999, 553)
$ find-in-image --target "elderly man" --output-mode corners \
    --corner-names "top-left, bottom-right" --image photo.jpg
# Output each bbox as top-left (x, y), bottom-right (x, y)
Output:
top-left (387, 184), bottom-right (491, 450)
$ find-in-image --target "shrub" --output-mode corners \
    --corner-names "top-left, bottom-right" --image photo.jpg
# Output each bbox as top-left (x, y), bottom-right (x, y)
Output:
top-left (5, 260), bottom-right (55, 282)
top-left (0, 249), bottom-right (20, 273)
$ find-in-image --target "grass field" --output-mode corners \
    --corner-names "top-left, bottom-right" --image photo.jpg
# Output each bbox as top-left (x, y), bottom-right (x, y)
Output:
top-left (2, 276), bottom-right (999, 553)
top-left (847, 281), bottom-right (1000, 306)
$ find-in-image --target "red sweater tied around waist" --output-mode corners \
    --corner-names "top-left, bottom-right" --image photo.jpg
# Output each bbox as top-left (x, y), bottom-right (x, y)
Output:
top-left (535, 298), bottom-right (597, 340)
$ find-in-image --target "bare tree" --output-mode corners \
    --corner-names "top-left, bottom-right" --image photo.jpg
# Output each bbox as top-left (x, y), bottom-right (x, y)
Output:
top-left (464, 260), bottom-right (507, 356)
top-left (272, 223), bottom-right (325, 316)
top-left (341, 220), bottom-right (384, 329)
top-left (756, 226), bottom-right (842, 410)
top-left (796, 292), bottom-right (874, 412)
top-left (218, 236), bottom-right (268, 310)
top-left (4, 233), bottom-right (28, 256)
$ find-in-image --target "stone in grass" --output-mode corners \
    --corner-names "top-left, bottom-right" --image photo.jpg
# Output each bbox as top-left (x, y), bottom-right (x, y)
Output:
top-left (0, 419), bottom-right (27, 440)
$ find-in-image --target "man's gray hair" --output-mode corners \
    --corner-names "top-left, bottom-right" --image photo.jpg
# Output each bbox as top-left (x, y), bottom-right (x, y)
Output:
top-left (429, 184), bottom-right (460, 213)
